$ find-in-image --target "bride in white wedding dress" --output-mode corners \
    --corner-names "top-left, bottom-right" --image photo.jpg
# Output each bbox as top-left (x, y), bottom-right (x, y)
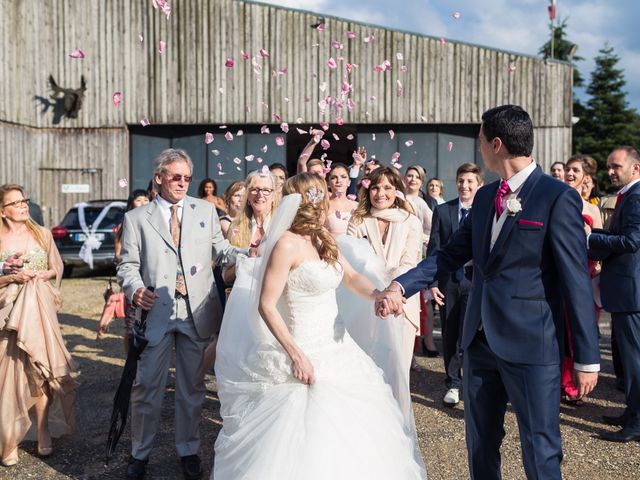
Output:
top-left (213, 173), bottom-right (427, 480)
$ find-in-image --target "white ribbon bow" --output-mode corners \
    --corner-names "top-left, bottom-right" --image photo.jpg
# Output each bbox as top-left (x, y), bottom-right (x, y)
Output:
top-left (75, 201), bottom-right (126, 269)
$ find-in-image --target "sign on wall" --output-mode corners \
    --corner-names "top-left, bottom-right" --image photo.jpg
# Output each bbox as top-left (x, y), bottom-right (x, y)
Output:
top-left (61, 184), bottom-right (91, 194)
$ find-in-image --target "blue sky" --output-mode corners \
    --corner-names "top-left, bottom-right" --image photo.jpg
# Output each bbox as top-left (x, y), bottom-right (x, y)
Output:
top-left (256, 0), bottom-right (640, 112)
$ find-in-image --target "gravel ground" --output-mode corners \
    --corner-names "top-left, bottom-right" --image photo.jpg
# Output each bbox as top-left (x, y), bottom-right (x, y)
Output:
top-left (1, 274), bottom-right (639, 479)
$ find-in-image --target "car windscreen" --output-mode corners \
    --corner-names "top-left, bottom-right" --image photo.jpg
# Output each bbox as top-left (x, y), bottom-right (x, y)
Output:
top-left (61, 207), bottom-right (124, 229)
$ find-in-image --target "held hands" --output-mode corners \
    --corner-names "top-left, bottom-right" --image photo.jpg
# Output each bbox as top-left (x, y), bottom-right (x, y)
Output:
top-left (291, 350), bottom-right (315, 385)
top-left (133, 287), bottom-right (160, 311)
top-left (11, 270), bottom-right (37, 284)
top-left (573, 370), bottom-right (598, 399)
top-left (374, 284), bottom-right (406, 318)
top-left (2, 253), bottom-right (27, 275)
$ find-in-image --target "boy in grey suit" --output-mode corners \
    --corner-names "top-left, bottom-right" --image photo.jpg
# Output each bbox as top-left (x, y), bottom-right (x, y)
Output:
top-left (117, 149), bottom-right (244, 480)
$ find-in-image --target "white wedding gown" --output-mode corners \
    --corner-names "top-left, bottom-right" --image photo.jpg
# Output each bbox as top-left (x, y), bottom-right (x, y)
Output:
top-left (213, 257), bottom-right (426, 479)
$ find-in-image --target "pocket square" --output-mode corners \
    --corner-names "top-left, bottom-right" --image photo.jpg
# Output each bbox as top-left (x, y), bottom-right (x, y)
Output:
top-left (517, 219), bottom-right (544, 227)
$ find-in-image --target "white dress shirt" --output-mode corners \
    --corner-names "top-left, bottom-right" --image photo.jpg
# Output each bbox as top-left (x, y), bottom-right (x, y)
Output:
top-left (156, 195), bottom-right (184, 230)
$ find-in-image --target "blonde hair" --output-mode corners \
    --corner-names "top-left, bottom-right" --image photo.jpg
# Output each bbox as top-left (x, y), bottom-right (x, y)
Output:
top-left (0, 184), bottom-right (48, 252)
top-left (351, 167), bottom-right (415, 225)
top-left (223, 180), bottom-right (245, 212)
top-left (405, 165), bottom-right (426, 184)
top-left (228, 170), bottom-right (279, 248)
top-left (283, 173), bottom-right (339, 265)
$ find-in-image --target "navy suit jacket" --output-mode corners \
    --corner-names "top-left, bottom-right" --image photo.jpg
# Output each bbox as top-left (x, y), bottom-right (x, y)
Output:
top-left (588, 180), bottom-right (640, 313)
top-left (396, 166), bottom-right (600, 366)
top-left (426, 198), bottom-right (461, 288)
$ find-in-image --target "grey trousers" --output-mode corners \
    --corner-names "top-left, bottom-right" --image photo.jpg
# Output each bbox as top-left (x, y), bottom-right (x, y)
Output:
top-left (130, 297), bottom-right (210, 460)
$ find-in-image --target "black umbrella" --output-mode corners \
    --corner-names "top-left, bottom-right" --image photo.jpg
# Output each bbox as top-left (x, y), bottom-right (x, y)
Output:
top-left (105, 287), bottom-right (154, 465)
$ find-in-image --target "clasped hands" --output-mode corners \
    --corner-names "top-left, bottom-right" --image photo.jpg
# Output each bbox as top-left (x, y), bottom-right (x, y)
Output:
top-left (374, 283), bottom-right (406, 318)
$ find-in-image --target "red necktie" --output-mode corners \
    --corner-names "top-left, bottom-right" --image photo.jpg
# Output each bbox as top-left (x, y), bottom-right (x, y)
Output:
top-left (616, 192), bottom-right (625, 207)
top-left (495, 180), bottom-right (510, 219)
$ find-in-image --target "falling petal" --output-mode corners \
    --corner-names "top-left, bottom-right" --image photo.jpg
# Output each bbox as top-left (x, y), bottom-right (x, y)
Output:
top-left (508, 65), bottom-right (517, 73)
top-left (320, 121), bottom-right (329, 131)
top-left (112, 91), bottom-right (122, 107)
top-left (212, 149), bottom-right (220, 156)
top-left (118, 178), bottom-right (129, 188)
top-left (420, 116), bottom-right (427, 122)
top-left (219, 125), bottom-right (228, 129)
top-left (327, 57), bottom-right (337, 69)
top-left (336, 118), bottom-right (344, 126)
top-left (346, 31), bottom-right (356, 39)
top-left (218, 87), bottom-right (224, 94)
top-left (320, 153), bottom-right (328, 162)
top-left (296, 128), bottom-right (307, 135)
top-left (233, 157), bottom-right (242, 164)
top-left (225, 57), bottom-right (235, 68)
top-left (159, 40), bottom-right (166, 54)
top-left (316, 23), bottom-right (326, 32)
top-left (280, 122), bottom-right (289, 133)
top-left (452, 12), bottom-right (461, 19)
top-left (260, 125), bottom-right (270, 134)
top-left (347, 98), bottom-right (356, 112)
top-left (396, 79), bottom-right (403, 97)
top-left (395, 191), bottom-right (406, 200)
top-left (256, 157), bottom-right (264, 163)
top-left (284, 97), bottom-right (290, 102)
top-left (140, 117), bottom-right (150, 127)
top-left (447, 141), bottom-right (453, 152)
top-left (278, 67), bottom-right (288, 75)
top-left (400, 65), bottom-right (408, 72)
top-left (68, 49), bottom-right (85, 59)
top-left (439, 37), bottom-right (447, 45)
top-left (332, 133), bottom-right (340, 141)
top-left (275, 136), bottom-right (285, 146)
top-left (391, 152), bottom-right (400, 161)
top-left (259, 48), bottom-right (269, 58)
top-left (405, 140), bottom-right (414, 147)
top-left (370, 96), bottom-right (377, 102)
top-left (225, 132), bottom-right (233, 141)
top-left (218, 171), bottom-right (226, 176)
top-left (139, 34), bottom-right (144, 43)
top-left (389, 130), bottom-right (395, 140)
top-left (347, 194), bottom-right (356, 201)
top-left (273, 112), bottom-right (281, 122)
top-left (260, 144), bottom-right (268, 153)
top-left (217, 162), bottom-right (223, 170)
top-left (396, 52), bottom-right (404, 61)
top-left (236, 166), bottom-right (242, 171)
top-left (241, 50), bottom-right (249, 60)
top-left (320, 139), bottom-right (330, 150)
top-left (245, 154), bottom-right (255, 161)
top-left (346, 134), bottom-right (354, 140)
top-left (205, 132), bottom-right (214, 144)
top-left (361, 178), bottom-right (371, 189)
top-left (372, 133), bottom-right (376, 141)
top-left (236, 129), bottom-right (244, 136)
top-left (331, 40), bottom-right (344, 50)
top-left (364, 35), bottom-right (375, 43)
top-left (319, 81), bottom-right (328, 93)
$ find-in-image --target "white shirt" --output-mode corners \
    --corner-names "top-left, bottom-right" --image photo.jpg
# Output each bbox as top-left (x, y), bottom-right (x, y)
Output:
top-left (618, 177), bottom-right (640, 195)
top-left (156, 195), bottom-right (184, 230)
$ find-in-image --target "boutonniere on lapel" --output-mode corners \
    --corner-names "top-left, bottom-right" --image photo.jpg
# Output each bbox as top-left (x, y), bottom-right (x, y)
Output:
top-left (505, 197), bottom-right (522, 216)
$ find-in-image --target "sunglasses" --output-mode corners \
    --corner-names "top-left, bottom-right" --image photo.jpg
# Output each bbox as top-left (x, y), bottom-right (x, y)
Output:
top-left (166, 174), bottom-right (192, 183)
top-left (2, 198), bottom-right (30, 208)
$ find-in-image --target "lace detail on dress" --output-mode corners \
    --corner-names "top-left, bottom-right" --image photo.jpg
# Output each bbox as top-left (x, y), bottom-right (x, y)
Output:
top-left (1, 247), bottom-right (48, 271)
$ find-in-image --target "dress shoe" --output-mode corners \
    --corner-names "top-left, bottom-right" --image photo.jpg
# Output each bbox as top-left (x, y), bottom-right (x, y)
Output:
top-left (603, 413), bottom-right (628, 427)
top-left (443, 388), bottom-right (460, 406)
top-left (1, 448), bottom-right (18, 467)
top-left (181, 454), bottom-right (203, 480)
top-left (599, 427), bottom-right (640, 443)
top-left (37, 444), bottom-right (53, 457)
top-left (126, 457), bottom-right (148, 479)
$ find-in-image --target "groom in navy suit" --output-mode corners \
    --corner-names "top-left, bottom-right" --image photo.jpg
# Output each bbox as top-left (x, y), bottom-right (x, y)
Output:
top-left (376, 105), bottom-right (600, 479)
top-left (588, 146), bottom-right (640, 442)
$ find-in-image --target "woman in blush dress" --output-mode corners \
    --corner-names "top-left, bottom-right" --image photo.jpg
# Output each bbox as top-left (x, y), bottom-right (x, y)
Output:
top-left (324, 163), bottom-right (359, 237)
top-left (562, 155), bottom-right (603, 403)
top-left (347, 167), bottom-right (423, 378)
top-left (213, 173), bottom-right (426, 479)
top-left (0, 184), bottom-right (77, 466)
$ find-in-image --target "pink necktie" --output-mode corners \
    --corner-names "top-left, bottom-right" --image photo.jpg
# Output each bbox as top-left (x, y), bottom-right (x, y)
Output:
top-left (495, 180), bottom-right (510, 219)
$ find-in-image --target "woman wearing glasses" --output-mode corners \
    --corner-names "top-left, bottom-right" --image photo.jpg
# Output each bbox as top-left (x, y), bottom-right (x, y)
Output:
top-left (223, 170), bottom-right (279, 284)
top-left (0, 184), bottom-right (77, 466)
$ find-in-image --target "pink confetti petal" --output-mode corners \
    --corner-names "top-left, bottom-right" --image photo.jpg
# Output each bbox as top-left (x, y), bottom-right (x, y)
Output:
top-left (261, 166), bottom-right (269, 174)
top-left (396, 53), bottom-right (404, 61)
top-left (400, 65), bottom-right (408, 72)
top-left (225, 132), bottom-right (233, 141)
top-left (389, 130), bottom-right (395, 140)
top-left (439, 37), bottom-right (447, 45)
top-left (320, 121), bottom-right (329, 131)
top-left (118, 178), bottom-right (128, 188)
top-left (405, 140), bottom-right (414, 147)
top-left (273, 112), bottom-right (281, 122)
top-left (280, 122), bottom-right (289, 133)
top-left (319, 81), bottom-right (328, 93)
top-left (256, 157), bottom-right (264, 163)
top-left (260, 125), bottom-right (270, 134)
top-left (336, 118), bottom-right (344, 126)
top-left (347, 194), bottom-right (357, 201)
top-left (218, 87), bottom-right (224, 94)
top-left (241, 50), bottom-right (249, 60)
top-left (139, 34), bottom-right (144, 43)
top-left (346, 134), bottom-right (354, 140)
top-left (361, 178), bottom-right (371, 189)
top-left (152, 0), bottom-right (171, 19)
top-left (346, 31), bottom-right (356, 39)
top-left (245, 155), bottom-right (255, 162)
top-left (278, 67), bottom-right (288, 75)
top-left (260, 144), bottom-right (268, 153)
top-left (508, 65), bottom-right (517, 73)
top-left (296, 128), bottom-right (307, 135)
top-left (396, 79), bottom-right (404, 97)
top-left (395, 191), bottom-right (406, 200)
top-left (193, 262), bottom-right (204, 274)
top-left (233, 157), bottom-right (242, 164)
top-left (331, 40), bottom-right (344, 50)
top-left (259, 48), bottom-right (269, 58)
top-left (211, 149), bottom-right (220, 156)
top-left (391, 152), bottom-right (401, 161)
top-left (316, 23), bottom-right (326, 32)
top-left (447, 142), bottom-right (453, 152)
top-left (327, 57), bottom-right (338, 69)
top-left (205, 132), bottom-right (214, 144)
top-left (332, 133), bottom-right (340, 141)
top-left (236, 166), bottom-right (242, 171)
top-left (320, 139), bottom-right (330, 150)
top-left (372, 133), bottom-right (376, 141)
top-left (364, 35), bottom-right (375, 43)
top-left (140, 117), bottom-right (150, 127)
top-left (452, 12), bottom-right (461, 20)
top-left (236, 129), bottom-right (244, 136)
top-left (218, 171), bottom-right (226, 176)
top-left (112, 91), bottom-right (122, 107)
top-left (225, 57), bottom-right (235, 68)
top-left (158, 40), bottom-right (166, 54)
top-left (68, 49), bottom-right (85, 59)
top-left (320, 153), bottom-right (328, 162)
top-left (275, 136), bottom-right (285, 146)
top-left (217, 162), bottom-right (222, 170)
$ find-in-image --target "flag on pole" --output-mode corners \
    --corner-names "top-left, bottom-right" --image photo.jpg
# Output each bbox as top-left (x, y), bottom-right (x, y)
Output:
top-left (548, 0), bottom-right (557, 21)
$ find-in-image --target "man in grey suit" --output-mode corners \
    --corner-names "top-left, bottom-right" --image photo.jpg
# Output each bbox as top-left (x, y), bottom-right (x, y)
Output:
top-left (117, 149), bottom-right (244, 480)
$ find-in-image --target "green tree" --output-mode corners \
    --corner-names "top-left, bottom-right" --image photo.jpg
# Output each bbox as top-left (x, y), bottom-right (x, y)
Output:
top-left (539, 18), bottom-right (584, 87)
top-left (573, 43), bottom-right (640, 190)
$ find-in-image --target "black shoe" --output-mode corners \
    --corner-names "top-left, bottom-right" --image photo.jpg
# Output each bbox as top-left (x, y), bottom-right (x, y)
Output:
top-left (603, 414), bottom-right (628, 427)
top-left (181, 454), bottom-right (203, 480)
top-left (599, 427), bottom-right (640, 443)
top-left (126, 457), bottom-right (148, 480)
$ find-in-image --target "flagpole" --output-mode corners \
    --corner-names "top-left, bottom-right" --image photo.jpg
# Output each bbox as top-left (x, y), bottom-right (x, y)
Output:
top-left (549, 0), bottom-right (557, 60)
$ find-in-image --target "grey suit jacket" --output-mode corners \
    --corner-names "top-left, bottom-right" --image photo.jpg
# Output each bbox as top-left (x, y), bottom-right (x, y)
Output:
top-left (117, 195), bottom-right (241, 346)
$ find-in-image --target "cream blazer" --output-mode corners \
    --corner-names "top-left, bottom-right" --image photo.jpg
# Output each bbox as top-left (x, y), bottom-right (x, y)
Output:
top-left (347, 212), bottom-right (423, 329)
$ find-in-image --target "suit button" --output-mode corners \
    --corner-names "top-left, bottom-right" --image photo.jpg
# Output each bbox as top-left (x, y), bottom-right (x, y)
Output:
top-left (164, 249), bottom-right (168, 253)
top-left (163, 274), bottom-right (168, 279)
top-left (163, 301), bottom-right (168, 306)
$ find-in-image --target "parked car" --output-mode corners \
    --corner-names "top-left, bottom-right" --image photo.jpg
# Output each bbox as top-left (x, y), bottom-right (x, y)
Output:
top-left (52, 200), bottom-right (126, 277)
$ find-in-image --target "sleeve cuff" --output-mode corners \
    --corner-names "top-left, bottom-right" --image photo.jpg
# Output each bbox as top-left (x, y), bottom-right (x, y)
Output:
top-left (391, 280), bottom-right (405, 295)
top-left (349, 166), bottom-right (360, 178)
top-left (573, 362), bottom-right (600, 372)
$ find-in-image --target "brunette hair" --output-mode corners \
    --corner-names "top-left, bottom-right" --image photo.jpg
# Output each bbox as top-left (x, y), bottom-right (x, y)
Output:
top-left (456, 163), bottom-right (484, 183)
top-left (0, 184), bottom-right (48, 252)
top-left (566, 154), bottom-right (597, 177)
top-left (283, 173), bottom-right (339, 265)
top-left (197, 178), bottom-right (217, 198)
top-left (351, 166), bottom-right (415, 225)
top-left (222, 181), bottom-right (245, 212)
top-left (427, 177), bottom-right (444, 197)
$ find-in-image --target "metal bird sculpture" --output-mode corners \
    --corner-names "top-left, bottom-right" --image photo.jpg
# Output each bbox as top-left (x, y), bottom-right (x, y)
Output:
top-left (48, 75), bottom-right (86, 118)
